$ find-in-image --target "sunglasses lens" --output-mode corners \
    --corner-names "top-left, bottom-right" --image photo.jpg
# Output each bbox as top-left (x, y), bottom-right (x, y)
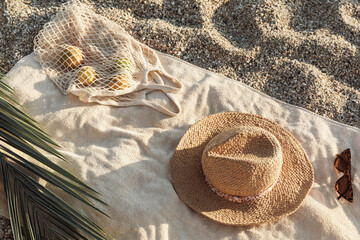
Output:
top-left (334, 156), bottom-right (349, 172)
top-left (335, 175), bottom-right (353, 202)
top-left (334, 148), bottom-right (351, 172)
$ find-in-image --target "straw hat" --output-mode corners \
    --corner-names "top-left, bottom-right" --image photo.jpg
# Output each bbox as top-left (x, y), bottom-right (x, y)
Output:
top-left (170, 112), bottom-right (314, 226)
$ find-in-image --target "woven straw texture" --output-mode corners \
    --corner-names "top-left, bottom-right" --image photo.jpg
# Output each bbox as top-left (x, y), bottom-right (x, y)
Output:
top-left (202, 126), bottom-right (283, 196)
top-left (171, 112), bottom-right (314, 226)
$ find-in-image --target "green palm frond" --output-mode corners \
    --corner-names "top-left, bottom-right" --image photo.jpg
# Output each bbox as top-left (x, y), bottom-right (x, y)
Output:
top-left (0, 69), bottom-right (112, 239)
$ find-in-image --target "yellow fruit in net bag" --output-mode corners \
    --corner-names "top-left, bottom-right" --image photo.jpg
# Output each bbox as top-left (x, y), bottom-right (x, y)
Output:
top-left (61, 46), bottom-right (84, 69)
top-left (113, 58), bottom-right (134, 73)
top-left (76, 66), bottom-right (96, 86)
top-left (109, 74), bottom-right (131, 91)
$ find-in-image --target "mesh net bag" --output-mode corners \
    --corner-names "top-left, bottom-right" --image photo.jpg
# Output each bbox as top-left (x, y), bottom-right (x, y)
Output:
top-left (34, 0), bottom-right (183, 116)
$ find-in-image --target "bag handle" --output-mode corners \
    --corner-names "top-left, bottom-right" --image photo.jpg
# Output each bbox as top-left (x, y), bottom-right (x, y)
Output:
top-left (133, 68), bottom-right (182, 116)
top-left (87, 91), bottom-right (182, 117)
top-left (85, 68), bottom-right (183, 117)
top-left (141, 90), bottom-right (182, 117)
top-left (137, 68), bottom-right (183, 93)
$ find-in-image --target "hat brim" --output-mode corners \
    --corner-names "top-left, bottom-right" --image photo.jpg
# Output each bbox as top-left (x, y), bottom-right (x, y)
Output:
top-left (170, 112), bottom-right (314, 226)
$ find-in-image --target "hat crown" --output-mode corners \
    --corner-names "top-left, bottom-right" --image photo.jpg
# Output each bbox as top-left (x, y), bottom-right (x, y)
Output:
top-left (201, 126), bottom-right (283, 196)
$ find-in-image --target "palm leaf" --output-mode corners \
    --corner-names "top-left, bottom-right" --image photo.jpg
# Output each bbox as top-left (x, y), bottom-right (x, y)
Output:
top-left (0, 69), bottom-right (112, 239)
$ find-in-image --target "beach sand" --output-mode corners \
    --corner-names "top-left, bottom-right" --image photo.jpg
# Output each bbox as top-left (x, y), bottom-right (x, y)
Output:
top-left (0, 0), bottom-right (359, 238)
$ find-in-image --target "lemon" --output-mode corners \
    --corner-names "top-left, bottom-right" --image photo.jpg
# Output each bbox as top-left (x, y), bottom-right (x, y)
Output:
top-left (76, 66), bottom-right (96, 86)
top-left (61, 46), bottom-right (84, 69)
top-left (109, 75), bottom-right (131, 91)
top-left (113, 58), bottom-right (134, 73)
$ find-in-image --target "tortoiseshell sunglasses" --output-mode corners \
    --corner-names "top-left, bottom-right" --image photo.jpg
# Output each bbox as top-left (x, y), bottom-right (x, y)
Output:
top-left (334, 149), bottom-right (353, 202)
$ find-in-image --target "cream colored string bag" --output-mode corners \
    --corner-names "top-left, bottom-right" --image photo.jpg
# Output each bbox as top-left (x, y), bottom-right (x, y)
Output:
top-left (34, 1), bottom-right (182, 116)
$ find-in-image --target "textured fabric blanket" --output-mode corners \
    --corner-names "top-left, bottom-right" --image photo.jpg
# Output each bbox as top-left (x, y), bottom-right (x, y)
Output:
top-left (1, 52), bottom-right (359, 239)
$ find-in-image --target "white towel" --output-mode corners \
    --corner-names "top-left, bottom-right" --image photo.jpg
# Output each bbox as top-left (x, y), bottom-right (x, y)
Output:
top-left (1, 52), bottom-right (359, 240)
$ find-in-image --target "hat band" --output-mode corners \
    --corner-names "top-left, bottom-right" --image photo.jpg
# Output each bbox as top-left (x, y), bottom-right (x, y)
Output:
top-left (205, 176), bottom-right (279, 203)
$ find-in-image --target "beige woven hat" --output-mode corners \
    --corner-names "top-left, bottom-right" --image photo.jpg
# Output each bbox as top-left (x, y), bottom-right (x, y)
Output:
top-left (170, 112), bottom-right (314, 226)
